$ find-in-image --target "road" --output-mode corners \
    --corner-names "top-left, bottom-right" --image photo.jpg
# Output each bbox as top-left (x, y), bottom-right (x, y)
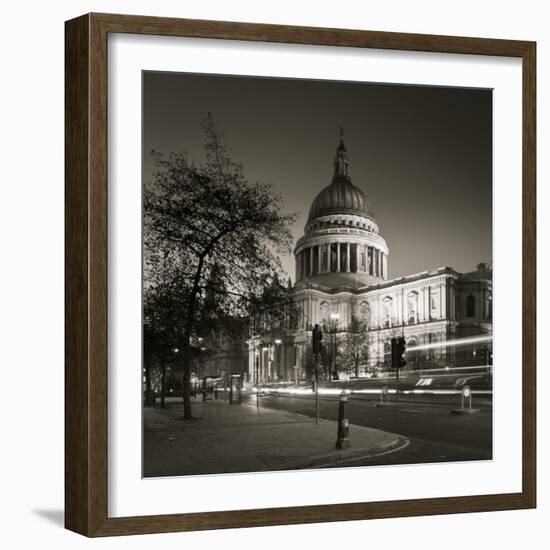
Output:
top-left (246, 391), bottom-right (493, 467)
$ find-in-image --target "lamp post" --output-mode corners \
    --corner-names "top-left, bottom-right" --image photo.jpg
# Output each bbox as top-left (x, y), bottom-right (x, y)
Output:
top-left (262, 346), bottom-right (269, 381)
top-left (274, 339), bottom-right (282, 380)
top-left (172, 347), bottom-right (180, 406)
top-left (330, 312), bottom-right (340, 381)
top-left (254, 348), bottom-right (260, 411)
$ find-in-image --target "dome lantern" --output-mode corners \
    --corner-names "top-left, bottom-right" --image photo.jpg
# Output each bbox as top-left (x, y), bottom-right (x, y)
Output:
top-left (306, 129), bottom-right (374, 225)
top-left (334, 126), bottom-right (350, 180)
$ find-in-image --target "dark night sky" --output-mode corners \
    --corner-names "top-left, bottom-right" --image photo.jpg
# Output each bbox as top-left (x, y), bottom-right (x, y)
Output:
top-left (143, 71), bottom-right (492, 281)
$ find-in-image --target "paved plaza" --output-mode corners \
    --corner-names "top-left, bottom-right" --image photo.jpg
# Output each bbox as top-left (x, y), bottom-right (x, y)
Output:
top-left (143, 398), bottom-right (406, 477)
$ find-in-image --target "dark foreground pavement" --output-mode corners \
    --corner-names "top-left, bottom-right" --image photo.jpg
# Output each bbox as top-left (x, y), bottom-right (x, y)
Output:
top-left (143, 399), bottom-right (407, 477)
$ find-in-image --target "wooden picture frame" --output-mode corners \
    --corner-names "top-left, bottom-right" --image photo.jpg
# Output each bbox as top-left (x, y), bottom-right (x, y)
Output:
top-left (65, 12), bottom-right (536, 537)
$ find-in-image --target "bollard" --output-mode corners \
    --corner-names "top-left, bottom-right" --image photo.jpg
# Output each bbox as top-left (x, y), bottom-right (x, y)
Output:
top-left (451, 385), bottom-right (480, 414)
top-left (375, 385), bottom-right (390, 408)
top-left (335, 391), bottom-right (351, 449)
top-left (214, 386), bottom-right (219, 400)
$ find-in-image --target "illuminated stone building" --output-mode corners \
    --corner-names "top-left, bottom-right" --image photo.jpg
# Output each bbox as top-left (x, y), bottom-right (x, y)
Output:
top-left (209, 131), bottom-right (493, 383)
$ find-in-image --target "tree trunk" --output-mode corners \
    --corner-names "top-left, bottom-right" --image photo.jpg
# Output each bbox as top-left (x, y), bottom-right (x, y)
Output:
top-left (180, 251), bottom-right (207, 420)
top-left (180, 342), bottom-right (193, 419)
top-left (143, 353), bottom-right (155, 407)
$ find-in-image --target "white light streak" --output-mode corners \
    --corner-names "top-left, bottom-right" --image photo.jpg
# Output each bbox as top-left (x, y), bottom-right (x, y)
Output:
top-left (254, 387), bottom-right (493, 397)
top-left (408, 334), bottom-right (493, 352)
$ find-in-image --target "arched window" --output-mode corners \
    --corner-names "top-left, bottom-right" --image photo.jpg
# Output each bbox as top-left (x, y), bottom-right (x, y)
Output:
top-left (382, 297), bottom-right (393, 328)
top-left (407, 337), bottom-right (420, 369)
top-left (407, 291), bottom-right (419, 324)
top-left (466, 295), bottom-right (476, 318)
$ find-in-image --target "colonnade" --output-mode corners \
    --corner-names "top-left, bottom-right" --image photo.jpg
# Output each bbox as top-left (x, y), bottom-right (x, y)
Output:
top-left (296, 242), bottom-right (386, 281)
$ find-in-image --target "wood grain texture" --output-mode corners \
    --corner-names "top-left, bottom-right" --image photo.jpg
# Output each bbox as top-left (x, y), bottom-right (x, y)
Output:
top-left (64, 12), bottom-right (537, 537)
top-left (521, 42), bottom-right (537, 509)
top-left (65, 14), bottom-right (91, 535)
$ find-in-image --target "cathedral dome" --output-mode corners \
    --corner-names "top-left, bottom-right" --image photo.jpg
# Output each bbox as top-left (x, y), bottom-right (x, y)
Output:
top-left (307, 179), bottom-right (373, 223)
top-left (294, 129), bottom-right (388, 290)
top-left (307, 130), bottom-right (374, 224)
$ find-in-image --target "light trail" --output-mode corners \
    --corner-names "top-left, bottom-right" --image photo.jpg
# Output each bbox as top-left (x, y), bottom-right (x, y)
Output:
top-left (411, 365), bottom-right (492, 373)
top-left (407, 334), bottom-right (493, 352)
top-left (253, 387), bottom-right (493, 397)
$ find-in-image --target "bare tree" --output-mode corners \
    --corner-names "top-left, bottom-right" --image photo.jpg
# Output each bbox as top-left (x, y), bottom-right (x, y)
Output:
top-left (143, 114), bottom-right (296, 419)
top-left (298, 342), bottom-right (316, 382)
top-left (340, 317), bottom-right (370, 378)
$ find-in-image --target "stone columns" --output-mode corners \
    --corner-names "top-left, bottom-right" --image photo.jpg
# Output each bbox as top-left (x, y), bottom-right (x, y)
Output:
top-left (317, 244), bottom-right (321, 273)
top-left (309, 247), bottom-right (314, 275)
top-left (365, 245), bottom-right (372, 275)
top-left (425, 287), bottom-right (430, 321)
top-left (337, 243), bottom-right (341, 272)
top-left (356, 244), bottom-right (360, 273)
top-left (346, 242), bottom-right (350, 272)
top-left (368, 247), bottom-right (373, 275)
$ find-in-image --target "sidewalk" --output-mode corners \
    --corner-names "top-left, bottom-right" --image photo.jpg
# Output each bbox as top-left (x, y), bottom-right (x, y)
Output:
top-left (143, 399), bottom-right (407, 477)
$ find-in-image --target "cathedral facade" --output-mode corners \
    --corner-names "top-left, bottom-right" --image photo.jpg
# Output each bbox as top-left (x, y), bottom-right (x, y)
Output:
top-left (206, 133), bottom-right (492, 384)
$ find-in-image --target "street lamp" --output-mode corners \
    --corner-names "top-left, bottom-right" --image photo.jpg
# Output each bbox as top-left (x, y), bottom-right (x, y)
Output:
top-left (254, 348), bottom-right (260, 411)
top-left (274, 339), bottom-right (282, 380)
top-left (329, 312), bottom-right (340, 380)
top-left (262, 346), bottom-right (269, 381)
top-left (254, 349), bottom-right (260, 386)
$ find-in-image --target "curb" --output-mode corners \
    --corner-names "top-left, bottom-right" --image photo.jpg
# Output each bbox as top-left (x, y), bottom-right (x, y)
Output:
top-left (272, 433), bottom-right (410, 470)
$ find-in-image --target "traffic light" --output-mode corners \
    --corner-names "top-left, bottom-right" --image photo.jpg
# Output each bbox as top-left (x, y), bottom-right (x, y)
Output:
top-left (312, 324), bottom-right (323, 355)
top-left (391, 337), bottom-right (407, 369)
top-left (397, 337), bottom-right (407, 368)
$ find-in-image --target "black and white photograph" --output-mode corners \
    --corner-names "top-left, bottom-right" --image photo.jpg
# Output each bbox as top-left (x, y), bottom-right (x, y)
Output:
top-left (2, 0), bottom-right (544, 545)
top-left (142, 71), bottom-right (493, 478)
